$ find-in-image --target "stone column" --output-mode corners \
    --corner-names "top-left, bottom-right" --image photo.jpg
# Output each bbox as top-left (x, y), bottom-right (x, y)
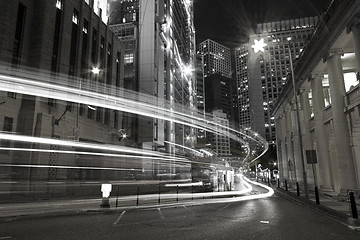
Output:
top-left (285, 105), bottom-right (295, 185)
top-left (326, 50), bottom-right (357, 190)
top-left (275, 116), bottom-right (284, 181)
top-left (300, 88), bottom-right (315, 185)
top-left (310, 74), bottom-right (332, 190)
top-left (291, 107), bottom-right (300, 182)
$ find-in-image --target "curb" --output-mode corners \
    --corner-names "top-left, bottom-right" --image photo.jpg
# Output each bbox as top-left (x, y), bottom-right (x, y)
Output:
top-left (274, 187), bottom-right (360, 228)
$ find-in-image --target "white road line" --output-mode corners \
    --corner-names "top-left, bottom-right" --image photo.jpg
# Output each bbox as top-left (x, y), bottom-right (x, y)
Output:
top-left (113, 211), bottom-right (126, 225)
top-left (217, 203), bottom-right (232, 211)
top-left (157, 208), bottom-right (165, 219)
top-left (182, 205), bottom-right (195, 214)
top-left (0, 237), bottom-right (12, 239)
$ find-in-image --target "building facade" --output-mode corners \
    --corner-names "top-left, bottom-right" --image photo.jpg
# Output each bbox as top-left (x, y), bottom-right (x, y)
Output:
top-left (273, 0), bottom-right (360, 193)
top-left (204, 73), bottom-right (236, 123)
top-left (109, 0), bottom-right (197, 159)
top-left (237, 17), bottom-right (318, 143)
top-left (235, 44), bottom-right (250, 128)
top-left (197, 39), bottom-right (232, 79)
top-left (207, 110), bottom-right (231, 157)
top-left (0, 0), bottom-right (126, 185)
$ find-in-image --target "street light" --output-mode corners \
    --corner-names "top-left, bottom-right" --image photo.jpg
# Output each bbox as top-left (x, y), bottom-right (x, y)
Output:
top-left (91, 67), bottom-right (100, 75)
top-left (251, 36), bottom-right (309, 198)
top-left (287, 38), bottom-right (309, 199)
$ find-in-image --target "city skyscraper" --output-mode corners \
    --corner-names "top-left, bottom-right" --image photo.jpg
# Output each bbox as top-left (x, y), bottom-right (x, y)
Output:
top-left (0, 0), bottom-right (125, 182)
top-left (208, 109), bottom-right (231, 157)
top-left (236, 17), bottom-right (318, 143)
top-left (196, 39), bottom-right (234, 158)
top-left (109, 0), bottom-right (197, 157)
top-left (235, 44), bottom-right (250, 128)
top-left (204, 73), bottom-right (236, 123)
top-left (197, 39), bottom-right (232, 79)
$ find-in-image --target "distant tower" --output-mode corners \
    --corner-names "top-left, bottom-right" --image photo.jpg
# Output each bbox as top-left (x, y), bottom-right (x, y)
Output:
top-left (235, 44), bottom-right (250, 128)
top-left (237, 17), bottom-right (318, 143)
top-left (197, 39), bottom-right (232, 79)
top-left (208, 110), bottom-right (231, 157)
top-left (196, 39), bottom-right (234, 151)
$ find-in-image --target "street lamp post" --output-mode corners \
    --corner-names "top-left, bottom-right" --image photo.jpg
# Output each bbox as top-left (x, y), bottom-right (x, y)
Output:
top-left (288, 43), bottom-right (309, 199)
top-left (251, 37), bottom-right (309, 198)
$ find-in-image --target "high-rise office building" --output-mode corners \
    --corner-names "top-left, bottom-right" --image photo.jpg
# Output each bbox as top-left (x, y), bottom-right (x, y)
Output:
top-left (236, 17), bottom-right (318, 143)
top-left (0, 0), bottom-right (125, 182)
top-left (197, 39), bottom-right (232, 79)
top-left (205, 73), bottom-right (236, 123)
top-left (196, 39), bottom-right (235, 158)
top-left (109, 0), bottom-right (197, 156)
top-left (207, 110), bottom-right (231, 157)
top-left (235, 44), bottom-right (250, 128)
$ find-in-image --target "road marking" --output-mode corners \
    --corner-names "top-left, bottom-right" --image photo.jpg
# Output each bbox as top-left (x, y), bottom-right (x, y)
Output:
top-left (182, 205), bottom-right (195, 214)
top-left (157, 208), bottom-right (165, 219)
top-left (260, 220), bottom-right (269, 224)
top-left (0, 237), bottom-right (12, 239)
top-left (113, 211), bottom-right (126, 225)
top-left (217, 203), bottom-right (232, 211)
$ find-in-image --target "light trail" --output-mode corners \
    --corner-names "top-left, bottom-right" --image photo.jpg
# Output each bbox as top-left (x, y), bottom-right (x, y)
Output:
top-left (0, 147), bottom-right (192, 163)
top-left (0, 67), bottom-right (268, 167)
top-left (173, 175), bottom-right (274, 203)
top-left (0, 163), bottom-right (145, 172)
top-left (0, 132), bottom-right (186, 160)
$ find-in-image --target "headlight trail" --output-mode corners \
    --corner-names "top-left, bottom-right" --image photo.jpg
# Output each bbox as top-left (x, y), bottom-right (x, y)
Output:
top-left (0, 147), bottom-right (192, 163)
top-left (191, 175), bottom-right (274, 204)
top-left (0, 163), bottom-right (146, 172)
top-left (0, 67), bottom-right (268, 167)
top-left (0, 132), bottom-right (187, 161)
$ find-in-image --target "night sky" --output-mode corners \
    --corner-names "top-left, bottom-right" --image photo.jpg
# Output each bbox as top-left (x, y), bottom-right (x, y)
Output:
top-left (193, 0), bottom-right (332, 49)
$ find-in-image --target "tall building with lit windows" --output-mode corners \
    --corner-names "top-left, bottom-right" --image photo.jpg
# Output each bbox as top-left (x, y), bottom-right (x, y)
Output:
top-left (196, 39), bottom-right (234, 157)
top-left (208, 109), bottom-right (231, 157)
top-left (196, 39), bottom-right (234, 122)
top-left (235, 44), bottom-right (250, 128)
top-left (197, 39), bottom-right (232, 79)
top-left (236, 17), bottom-right (318, 143)
top-left (109, 0), bottom-right (197, 159)
top-left (0, 0), bottom-right (125, 182)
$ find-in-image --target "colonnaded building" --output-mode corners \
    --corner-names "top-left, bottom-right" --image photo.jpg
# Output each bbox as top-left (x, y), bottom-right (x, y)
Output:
top-left (273, 0), bottom-right (360, 194)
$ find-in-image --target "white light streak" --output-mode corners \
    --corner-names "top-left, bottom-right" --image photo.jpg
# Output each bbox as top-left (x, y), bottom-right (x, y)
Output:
top-left (0, 68), bottom-right (268, 167)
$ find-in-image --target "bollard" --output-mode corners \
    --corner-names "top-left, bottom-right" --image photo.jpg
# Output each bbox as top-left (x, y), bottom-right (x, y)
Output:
top-left (115, 186), bottom-right (119, 208)
top-left (191, 185), bottom-right (193, 201)
top-left (296, 182), bottom-right (300, 196)
top-left (136, 185), bottom-right (139, 206)
top-left (285, 180), bottom-right (288, 191)
top-left (314, 186), bottom-right (320, 205)
top-left (277, 178), bottom-right (280, 188)
top-left (176, 185), bottom-right (179, 202)
top-left (349, 191), bottom-right (358, 219)
top-left (158, 184), bottom-right (161, 204)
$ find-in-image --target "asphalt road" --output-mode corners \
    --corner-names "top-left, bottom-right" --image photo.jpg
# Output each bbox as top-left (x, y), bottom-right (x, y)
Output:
top-left (1, 185), bottom-right (359, 240)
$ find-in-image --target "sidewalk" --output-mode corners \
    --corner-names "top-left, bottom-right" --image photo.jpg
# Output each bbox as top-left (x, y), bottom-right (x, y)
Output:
top-left (273, 183), bottom-right (360, 229)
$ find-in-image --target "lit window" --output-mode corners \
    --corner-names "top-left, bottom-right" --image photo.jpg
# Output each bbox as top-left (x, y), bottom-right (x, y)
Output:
top-left (56, 0), bottom-right (62, 9)
top-left (124, 53), bottom-right (134, 64)
top-left (72, 11), bottom-right (79, 25)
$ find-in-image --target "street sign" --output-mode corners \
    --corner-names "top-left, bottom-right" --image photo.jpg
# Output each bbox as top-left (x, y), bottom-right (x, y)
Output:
top-left (306, 150), bottom-right (317, 164)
